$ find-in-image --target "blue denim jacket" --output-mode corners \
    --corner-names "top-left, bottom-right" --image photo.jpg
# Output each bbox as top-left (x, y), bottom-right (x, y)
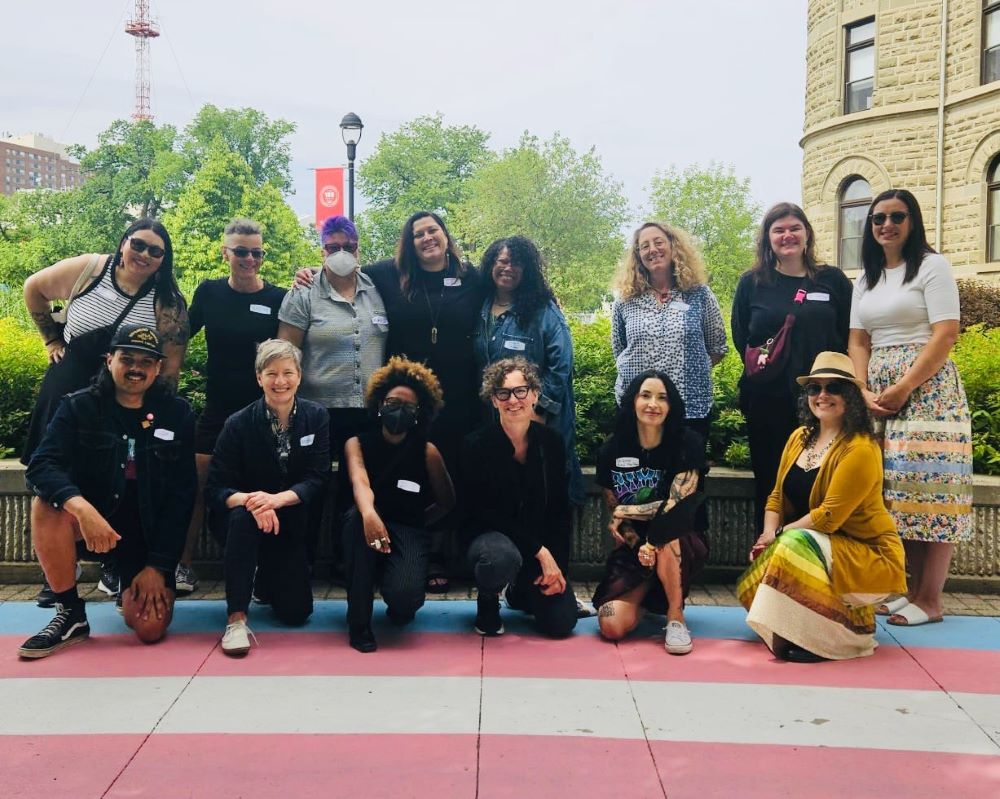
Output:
top-left (473, 297), bottom-right (584, 505)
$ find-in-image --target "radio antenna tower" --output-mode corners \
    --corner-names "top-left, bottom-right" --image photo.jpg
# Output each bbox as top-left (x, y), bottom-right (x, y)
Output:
top-left (124, 1), bottom-right (160, 121)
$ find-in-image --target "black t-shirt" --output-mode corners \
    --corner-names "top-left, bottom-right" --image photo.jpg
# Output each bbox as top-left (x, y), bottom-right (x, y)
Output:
top-left (189, 278), bottom-right (287, 413)
top-left (783, 462), bottom-right (818, 521)
top-left (348, 430), bottom-right (429, 528)
top-left (596, 427), bottom-right (705, 509)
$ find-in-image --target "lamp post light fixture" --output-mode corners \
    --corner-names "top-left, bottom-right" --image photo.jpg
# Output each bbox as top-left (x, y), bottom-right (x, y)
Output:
top-left (339, 112), bottom-right (364, 221)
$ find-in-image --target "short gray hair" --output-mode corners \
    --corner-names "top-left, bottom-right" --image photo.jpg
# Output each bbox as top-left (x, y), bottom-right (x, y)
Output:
top-left (225, 218), bottom-right (263, 237)
top-left (255, 338), bottom-right (301, 373)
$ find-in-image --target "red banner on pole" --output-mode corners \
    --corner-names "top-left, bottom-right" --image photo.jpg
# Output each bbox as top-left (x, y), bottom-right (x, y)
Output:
top-left (314, 167), bottom-right (345, 230)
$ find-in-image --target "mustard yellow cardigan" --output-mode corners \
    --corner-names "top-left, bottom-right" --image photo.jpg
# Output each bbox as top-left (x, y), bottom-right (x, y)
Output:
top-left (766, 429), bottom-right (907, 598)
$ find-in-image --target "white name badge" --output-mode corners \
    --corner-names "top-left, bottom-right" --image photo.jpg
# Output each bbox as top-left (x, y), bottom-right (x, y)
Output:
top-left (616, 457), bottom-right (640, 468)
top-left (397, 479), bottom-right (421, 493)
top-left (371, 315), bottom-right (389, 325)
top-left (503, 339), bottom-right (526, 351)
top-left (670, 301), bottom-right (691, 312)
top-left (249, 304), bottom-right (272, 315)
top-left (153, 428), bottom-right (175, 441)
top-left (806, 292), bottom-right (830, 302)
top-left (299, 434), bottom-right (315, 446)
top-left (443, 277), bottom-right (462, 287)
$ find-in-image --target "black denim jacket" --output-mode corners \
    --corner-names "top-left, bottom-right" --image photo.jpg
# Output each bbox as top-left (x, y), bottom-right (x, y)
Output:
top-left (25, 386), bottom-right (197, 574)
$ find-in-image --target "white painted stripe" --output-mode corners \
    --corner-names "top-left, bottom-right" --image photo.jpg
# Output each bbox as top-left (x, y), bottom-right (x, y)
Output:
top-left (1, 675), bottom-right (997, 756)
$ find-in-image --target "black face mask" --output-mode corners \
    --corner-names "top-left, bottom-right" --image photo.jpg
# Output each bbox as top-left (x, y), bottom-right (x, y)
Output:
top-left (380, 405), bottom-right (417, 435)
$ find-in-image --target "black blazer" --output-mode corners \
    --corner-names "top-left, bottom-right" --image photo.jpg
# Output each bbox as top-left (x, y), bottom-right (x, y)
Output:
top-left (458, 421), bottom-right (571, 567)
top-left (206, 397), bottom-right (330, 516)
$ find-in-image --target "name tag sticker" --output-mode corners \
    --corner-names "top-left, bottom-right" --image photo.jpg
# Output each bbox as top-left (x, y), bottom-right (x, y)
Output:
top-left (616, 457), bottom-right (640, 468)
top-left (806, 292), bottom-right (830, 302)
top-left (397, 479), bottom-right (421, 493)
top-left (443, 277), bottom-right (462, 287)
top-left (299, 434), bottom-right (315, 446)
top-left (249, 304), bottom-right (272, 315)
top-left (670, 301), bottom-right (691, 312)
top-left (503, 339), bottom-right (526, 351)
top-left (371, 315), bottom-right (389, 325)
top-left (153, 428), bottom-right (175, 441)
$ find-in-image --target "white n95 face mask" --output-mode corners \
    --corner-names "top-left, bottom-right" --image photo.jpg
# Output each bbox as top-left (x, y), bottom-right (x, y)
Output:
top-left (324, 250), bottom-right (358, 276)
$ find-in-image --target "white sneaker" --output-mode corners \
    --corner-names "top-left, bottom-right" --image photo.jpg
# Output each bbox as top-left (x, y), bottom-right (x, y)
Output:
top-left (221, 619), bottom-right (256, 657)
top-left (664, 620), bottom-right (693, 655)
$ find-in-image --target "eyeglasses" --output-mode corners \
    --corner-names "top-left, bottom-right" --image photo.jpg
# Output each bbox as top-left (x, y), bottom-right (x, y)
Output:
top-left (382, 398), bottom-right (419, 413)
top-left (804, 381), bottom-right (846, 397)
top-left (493, 385), bottom-right (531, 401)
top-left (225, 246), bottom-right (266, 260)
top-left (323, 241), bottom-right (358, 255)
top-left (870, 211), bottom-right (908, 226)
top-left (128, 238), bottom-right (165, 259)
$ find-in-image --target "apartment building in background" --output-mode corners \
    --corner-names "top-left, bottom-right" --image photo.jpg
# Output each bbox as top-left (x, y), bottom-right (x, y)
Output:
top-left (0, 133), bottom-right (83, 195)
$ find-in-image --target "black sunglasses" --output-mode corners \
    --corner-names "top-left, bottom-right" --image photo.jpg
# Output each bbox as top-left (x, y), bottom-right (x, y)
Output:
top-left (493, 385), bottom-right (531, 401)
top-left (225, 246), bottom-right (266, 260)
top-left (805, 381), bottom-right (846, 397)
top-left (870, 211), bottom-right (908, 226)
top-left (128, 237), bottom-right (165, 259)
top-left (323, 241), bottom-right (358, 255)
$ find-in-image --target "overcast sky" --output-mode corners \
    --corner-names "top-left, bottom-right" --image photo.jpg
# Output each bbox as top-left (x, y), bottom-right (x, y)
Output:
top-left (2, 0), bottom-right (807, 221)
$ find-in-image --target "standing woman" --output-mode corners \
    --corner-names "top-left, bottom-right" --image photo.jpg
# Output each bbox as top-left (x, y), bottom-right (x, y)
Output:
top-left (366, 211), bottom-right (483, 592)
top-left (611, 221), bottom-right (728, 443)
top-left (176, 219), bottom-right (287, 594)
top-left (731, 203), bottom-right (853, 531)
top-left (473, 235), bottom-right (584, 505)
top-left (848, 189), bottom-right (971, 627)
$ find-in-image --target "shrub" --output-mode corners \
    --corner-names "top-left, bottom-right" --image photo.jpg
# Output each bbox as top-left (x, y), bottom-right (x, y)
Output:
top-left (957, 279), bottom-right (1000, 331)
top-left (0, 318), bottom-right (47, 457)
top-left (567, 314), bottom-right (617, 465)
top-left (952, 324), bottom-right (1000, 475)
top-left (708, 349), bottom-right (747, 467)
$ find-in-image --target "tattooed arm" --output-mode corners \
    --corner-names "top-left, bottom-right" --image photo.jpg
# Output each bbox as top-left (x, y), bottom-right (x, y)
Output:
top-left (155, 299), bottom-right (190, 392)
top-left (613, 470), bottom-right (699, 521)
top-left (23, 254), bottom-right (104, 363)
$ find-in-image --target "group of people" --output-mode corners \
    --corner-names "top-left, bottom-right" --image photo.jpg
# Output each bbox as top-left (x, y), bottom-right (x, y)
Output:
top-left (16, 186), bottom-right (972, 665)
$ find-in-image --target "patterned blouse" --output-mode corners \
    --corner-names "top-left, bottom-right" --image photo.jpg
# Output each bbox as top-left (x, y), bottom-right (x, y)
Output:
top-left (265, 400), bottom-right (297, 476)
top-left (611, 284), bottom-right (728, 418)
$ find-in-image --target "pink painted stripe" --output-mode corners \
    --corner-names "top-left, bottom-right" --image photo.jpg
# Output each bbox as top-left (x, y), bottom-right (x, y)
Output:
top-left (904, 646), bottom-right (1000, 695)
top-left (482, 631), bottom-right (627, 680)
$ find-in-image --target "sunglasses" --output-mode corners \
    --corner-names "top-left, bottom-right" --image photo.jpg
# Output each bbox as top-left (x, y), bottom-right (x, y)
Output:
top-left (323, 241), bottom-right (359, 255)
top-left (870, 211), bottom-right (908, 226)
top-left (128, 237), bottom-right (165, 259)
top-left (225, 246), bottom-right (266, 260)
top-left (382, 398), bottom-right (419, 413)
top-left (804, 381), bottom-right (846, 397)
top-left (493, 385), bottom-right (531, 401)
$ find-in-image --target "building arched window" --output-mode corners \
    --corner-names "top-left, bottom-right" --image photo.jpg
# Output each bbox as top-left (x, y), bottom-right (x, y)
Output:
top-left (989, 154), bottom-right (1000, 261)
top-left (838, 176), bottom-right (871, 269)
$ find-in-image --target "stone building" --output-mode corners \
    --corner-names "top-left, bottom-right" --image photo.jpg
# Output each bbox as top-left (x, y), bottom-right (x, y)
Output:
top-left (801, 0), bottom-right (1000, 279)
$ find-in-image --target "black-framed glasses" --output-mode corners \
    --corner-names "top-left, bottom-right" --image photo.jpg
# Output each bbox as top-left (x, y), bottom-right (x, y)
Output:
top-left (225, 246), bottom-right (266, 260)
top-left (870, 211), bottom-right (908, 226)
top-left (805, 381), bottom-right (846, 397)
top-left (382, 398), bottom-right (419, 413)
top-left (493, 385), bottom-right (531, 401)
top-left (128, 237), bottom-right (165, 259)
top-left (323, 241), bottom-right (358, 255)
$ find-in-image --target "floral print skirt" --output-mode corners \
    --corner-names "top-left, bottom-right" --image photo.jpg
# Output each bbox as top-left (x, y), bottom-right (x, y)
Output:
top-left (868, 344), bottom-right (973, 543)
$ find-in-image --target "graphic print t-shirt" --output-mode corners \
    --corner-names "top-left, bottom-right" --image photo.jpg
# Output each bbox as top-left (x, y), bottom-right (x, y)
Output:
top-left (596, 428), bottom-right (705, 508)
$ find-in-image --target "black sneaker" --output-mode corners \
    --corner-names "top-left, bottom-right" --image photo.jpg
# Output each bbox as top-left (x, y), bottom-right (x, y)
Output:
top-left (98, 562), bottom-right (120, 598)
top-left (475, 593), bottom-right (504, 637)
top-left (349, 624), bottom-right (377, 653)
top-left (18, 602), bottom-right (90, 659)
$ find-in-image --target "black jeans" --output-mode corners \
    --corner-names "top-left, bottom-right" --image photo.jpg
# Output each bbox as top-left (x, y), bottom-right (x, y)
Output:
top-left (743, 389), bottom-right (799, 532)
top-left (342, 507), bottom-right (429, 627)
top-left (466, 531), bottom-right (577, 638)
top-left (223, 506), bottom-right (313, 625)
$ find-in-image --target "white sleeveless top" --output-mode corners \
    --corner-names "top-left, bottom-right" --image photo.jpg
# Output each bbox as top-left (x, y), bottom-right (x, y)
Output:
top-left (64, 256), bottom-right (157, 343)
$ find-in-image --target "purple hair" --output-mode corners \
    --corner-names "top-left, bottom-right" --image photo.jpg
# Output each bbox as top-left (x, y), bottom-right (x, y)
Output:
top-left (320, 215), bottom-right (358, 243)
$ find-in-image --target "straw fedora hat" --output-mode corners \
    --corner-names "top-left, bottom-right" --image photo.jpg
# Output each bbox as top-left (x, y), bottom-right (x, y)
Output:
top-left (795, 351), bottom-right (866, 390)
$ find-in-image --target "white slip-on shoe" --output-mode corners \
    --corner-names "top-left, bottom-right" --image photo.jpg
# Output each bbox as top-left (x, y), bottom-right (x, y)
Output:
top-left (221, 619), bottom-right (256, 657)
top-left (664, 620), bottom-right (693, 655)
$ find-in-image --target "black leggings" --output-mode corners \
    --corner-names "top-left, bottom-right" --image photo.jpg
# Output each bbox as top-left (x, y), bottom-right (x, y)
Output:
top-left (743, 389), bottom-right (799, 532)
top-left (223, 506), bottom-right (313, 625)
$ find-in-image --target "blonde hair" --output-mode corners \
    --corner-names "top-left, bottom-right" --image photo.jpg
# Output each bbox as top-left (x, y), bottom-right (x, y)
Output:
top-left (255, 338), bottom-right (302, 373)
top-left (613, 221), bottom-right (708, 300)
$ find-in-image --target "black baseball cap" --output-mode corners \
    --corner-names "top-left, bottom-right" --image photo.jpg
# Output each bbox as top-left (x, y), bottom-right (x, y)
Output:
top-left (110, 324), bottom-right (164, 358)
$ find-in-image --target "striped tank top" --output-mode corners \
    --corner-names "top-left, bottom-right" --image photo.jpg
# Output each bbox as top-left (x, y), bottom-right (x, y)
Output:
top-left (64, 256), bottom-right (157, 343)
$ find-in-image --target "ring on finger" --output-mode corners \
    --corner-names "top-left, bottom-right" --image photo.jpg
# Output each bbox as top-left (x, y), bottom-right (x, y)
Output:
top-left (373, 540), bottom-right (382, 550)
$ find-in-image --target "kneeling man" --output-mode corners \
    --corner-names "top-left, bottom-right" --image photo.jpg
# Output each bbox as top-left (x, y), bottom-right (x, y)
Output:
top-left (19, 325), bottom-right (196, 658)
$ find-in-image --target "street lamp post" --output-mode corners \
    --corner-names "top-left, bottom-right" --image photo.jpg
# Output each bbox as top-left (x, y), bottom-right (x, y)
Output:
top-left (339, 112), bottom-right (364, 221)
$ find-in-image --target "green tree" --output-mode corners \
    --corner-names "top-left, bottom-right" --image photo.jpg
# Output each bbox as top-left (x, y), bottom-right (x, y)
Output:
top-left (452, 133), bottom-right (628, 311)
top-left (646, 163), bottom-right (760, 306)
top-left (356, 114), bottom-right (494, 261)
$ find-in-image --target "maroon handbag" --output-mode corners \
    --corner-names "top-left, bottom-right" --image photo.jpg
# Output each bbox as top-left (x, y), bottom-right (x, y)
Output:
top-left (743, 288), bottom-right (807, 383)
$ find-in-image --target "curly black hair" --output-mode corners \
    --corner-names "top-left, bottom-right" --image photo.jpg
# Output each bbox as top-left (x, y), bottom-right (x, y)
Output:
top-left (613, 370), bottom-right (687, 448)
top-left (364, 356), bottom-right (444, 432)
top-left (481, 235), bottom-right (556, 327)
top-left (796, 380), bottom-right (873, 446)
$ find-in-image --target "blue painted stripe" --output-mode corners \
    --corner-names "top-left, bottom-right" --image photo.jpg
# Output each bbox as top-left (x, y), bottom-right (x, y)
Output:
top-left (884, 459), bottom-right (972, 475)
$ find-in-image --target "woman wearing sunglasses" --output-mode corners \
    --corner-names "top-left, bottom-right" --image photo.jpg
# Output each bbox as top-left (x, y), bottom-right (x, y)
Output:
top-left (21, 218), bottom-right (188, 605)
top-left (174, 219), bottom-right (288, 594)
top-left (339, 357), bottom-right (455, 652)
top-left (458, 357), bottom-right (578, 638)
top-left (848, 189), bottom-right (971, 627)
top-left (738, 352), bottom-right (906, 661)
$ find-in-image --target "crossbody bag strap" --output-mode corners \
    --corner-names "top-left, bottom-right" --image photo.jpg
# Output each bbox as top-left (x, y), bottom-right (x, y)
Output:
top-left (52, 253), bottom-right (104, 324)
top-left (108, 276), bottom-right (155, 334)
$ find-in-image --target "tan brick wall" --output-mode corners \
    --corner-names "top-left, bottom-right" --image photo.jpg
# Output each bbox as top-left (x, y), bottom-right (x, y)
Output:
top-left (802, 0), bottom-right (1000, 278)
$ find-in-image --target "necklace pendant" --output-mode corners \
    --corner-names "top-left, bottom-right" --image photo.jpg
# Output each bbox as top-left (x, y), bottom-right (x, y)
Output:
top-left (431, 326), bottom-right (438, 344)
